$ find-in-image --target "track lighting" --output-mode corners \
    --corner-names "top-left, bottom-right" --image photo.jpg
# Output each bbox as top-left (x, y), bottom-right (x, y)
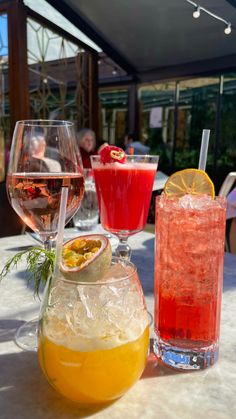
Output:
top-left (186, 0), bottom-right (233, 36)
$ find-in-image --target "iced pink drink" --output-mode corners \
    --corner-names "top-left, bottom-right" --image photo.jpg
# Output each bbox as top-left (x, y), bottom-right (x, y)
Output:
top-left (154, 194), bottom-right (226, 369)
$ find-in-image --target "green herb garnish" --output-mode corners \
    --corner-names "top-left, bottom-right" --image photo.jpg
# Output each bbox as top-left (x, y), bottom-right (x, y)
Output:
top-left (0, 246), bottom-right (55, 297)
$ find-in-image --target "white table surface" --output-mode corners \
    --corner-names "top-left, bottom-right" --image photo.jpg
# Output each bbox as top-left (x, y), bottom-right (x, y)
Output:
top-left (152, 170), bottom-right (168, 192)
top-left (0, 227), bottom-right (236, 419)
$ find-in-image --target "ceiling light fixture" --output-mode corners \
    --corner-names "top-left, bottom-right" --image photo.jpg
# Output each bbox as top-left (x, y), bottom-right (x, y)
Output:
top-left (186, 0), bottom-right (233, 36)
top-left (193, 6), bottom-right (200, 19)
top-left (224, 23), bottom-right (232, 35)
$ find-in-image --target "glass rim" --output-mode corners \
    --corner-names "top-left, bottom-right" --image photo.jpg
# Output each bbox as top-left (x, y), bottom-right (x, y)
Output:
top-left (57, 256), bottom-right (137, 286)
top-left (90, 154), bottom-right (159, 160)
top-left (16, 119), bottom-right (74, 127)
top-left (155, 194), bottom-right (227, 207)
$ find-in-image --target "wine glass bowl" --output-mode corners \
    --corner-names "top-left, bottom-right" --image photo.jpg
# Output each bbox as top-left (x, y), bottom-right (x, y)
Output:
top-left (91, 155), bottom-right (159, 259)
top-left (7, 120), bottom-right (84, 250)
top-left (6, 120), bottom-right (84, 351)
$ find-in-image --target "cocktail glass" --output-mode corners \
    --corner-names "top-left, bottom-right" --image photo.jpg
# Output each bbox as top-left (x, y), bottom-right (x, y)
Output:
top-left (154, 194), bottom-right (226, 370)
top-left (91, 155), bottom-right (159, 259)
top-left (7, 120), bottom-right (84, 350)
top-left (38, 257), bottom-right (149, 404)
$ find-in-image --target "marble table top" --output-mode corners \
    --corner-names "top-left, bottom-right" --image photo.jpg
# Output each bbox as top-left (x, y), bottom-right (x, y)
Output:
top-left (0, 227), bottom-right (236, 419)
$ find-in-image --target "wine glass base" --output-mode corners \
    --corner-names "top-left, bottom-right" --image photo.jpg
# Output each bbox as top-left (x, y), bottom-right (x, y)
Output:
top-left (14, 318), bottom-right (38, 352)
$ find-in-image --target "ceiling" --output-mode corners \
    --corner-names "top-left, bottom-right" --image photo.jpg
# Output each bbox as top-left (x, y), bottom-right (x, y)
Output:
top-left (47, 0), bottom-right (236, 82)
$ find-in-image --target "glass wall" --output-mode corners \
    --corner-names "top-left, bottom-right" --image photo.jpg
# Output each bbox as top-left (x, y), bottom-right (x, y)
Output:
top-left (139, 76), bottom-right (236, 191)
top-left (27, 18), bottom-right (82, 122)
top-left (220, 73), bottom-right (236, 183)
top-left (99, 89), bottom-right (128, 146)
top-left (0, 13), bottom-right (9, 181)
top-left (177, 77), bottom-right (219, 181)
top-left (139, 82), bottom-right (176, 171)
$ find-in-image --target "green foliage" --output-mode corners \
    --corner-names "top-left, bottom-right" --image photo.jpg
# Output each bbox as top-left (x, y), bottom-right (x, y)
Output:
top-left (147, 128), bottom-right (172, 169)
top-left (174, 149), bottom-right (199, 169)
top-left (0, 246), bottom-right (55, 298)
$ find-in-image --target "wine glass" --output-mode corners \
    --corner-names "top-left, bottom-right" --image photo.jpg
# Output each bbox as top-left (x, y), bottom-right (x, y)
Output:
top-left (91, 155), bottom-right (159, 259)
top-left (7, 120), bottom-right (84, 350)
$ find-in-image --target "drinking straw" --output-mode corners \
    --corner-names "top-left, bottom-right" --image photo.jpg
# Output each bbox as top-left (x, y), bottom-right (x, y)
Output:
top-left (54, 187), bottom-right (68, 275)
top-left (198, 129), bottom-right (210, 171)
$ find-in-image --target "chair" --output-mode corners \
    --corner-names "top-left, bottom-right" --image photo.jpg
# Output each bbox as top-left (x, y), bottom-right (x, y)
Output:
top-left (218, 172), bottom-right (236, 198)
top-left (219, 172), bottom-right (236, 253)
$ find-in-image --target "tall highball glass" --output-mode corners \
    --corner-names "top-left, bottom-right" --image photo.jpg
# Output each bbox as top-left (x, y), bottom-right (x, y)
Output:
top-left (154, 194), bottom-right (226, 370)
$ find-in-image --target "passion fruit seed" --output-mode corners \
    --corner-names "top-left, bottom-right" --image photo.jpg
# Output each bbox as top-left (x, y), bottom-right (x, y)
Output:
top-left (60, 235), bottom-right (112, 282)
top-left (110, 150), bottom-right (125, 161)
top-left (63, 240), bottom-right (102, 268)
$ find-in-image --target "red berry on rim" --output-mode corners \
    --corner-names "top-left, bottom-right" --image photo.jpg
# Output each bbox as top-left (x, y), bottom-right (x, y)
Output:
top-left (99, 145), bottom-right (126, 164)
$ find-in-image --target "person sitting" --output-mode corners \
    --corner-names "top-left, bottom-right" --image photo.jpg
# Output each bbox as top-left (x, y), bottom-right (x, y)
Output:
top-left (28, 135), bottom-right (61, 172)
top-left (124, 133), bottom-right (150, 155)
top-left (77, 128), bottom-right (96, 169)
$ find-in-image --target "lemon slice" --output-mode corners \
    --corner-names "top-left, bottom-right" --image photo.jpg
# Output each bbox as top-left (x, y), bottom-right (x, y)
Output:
top-left (164, 168), bottom-right (215, 198)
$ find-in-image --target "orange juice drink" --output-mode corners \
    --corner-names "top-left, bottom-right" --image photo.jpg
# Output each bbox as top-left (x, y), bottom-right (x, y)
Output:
top-left (38, 325), bottom-right (149, 403)
top-left (38, 256), bottom-right (149, 404)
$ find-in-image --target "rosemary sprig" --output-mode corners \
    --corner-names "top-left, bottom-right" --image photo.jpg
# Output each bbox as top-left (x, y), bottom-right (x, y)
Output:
top-left (0, 246), bottom-right (55, 297)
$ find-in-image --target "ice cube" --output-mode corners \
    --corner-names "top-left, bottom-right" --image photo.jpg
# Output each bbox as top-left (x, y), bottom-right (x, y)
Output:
top-left (102, 261), bottom-right (130, 281)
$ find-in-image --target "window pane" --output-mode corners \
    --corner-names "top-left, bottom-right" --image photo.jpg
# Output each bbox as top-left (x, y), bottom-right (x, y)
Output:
top-left (0, 13), bottom-right (9, 182)
top-left (139, 82), bottom-right (176, 173)
top-left (99, 89), bottom-right (128, 146)
top-left (27, 17), bottom-right (82, 123)
top-left (178, 77), bottom-right (219, 183)
top-left (221, 74), bottom-right (236, 186)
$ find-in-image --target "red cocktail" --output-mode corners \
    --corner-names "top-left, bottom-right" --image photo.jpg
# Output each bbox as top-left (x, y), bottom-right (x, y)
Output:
top-left (154, 194), bottom-right (226, 369)
top-left (91, 153), bottom-right (159, 259)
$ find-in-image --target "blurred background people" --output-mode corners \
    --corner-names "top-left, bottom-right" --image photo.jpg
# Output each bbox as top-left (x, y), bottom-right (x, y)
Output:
top-left (124, 133), bottom-right (150, 155)
top-left (28, 135), bottom-right (61, 172)
top-left (77, 128), bottom-right (96, 169)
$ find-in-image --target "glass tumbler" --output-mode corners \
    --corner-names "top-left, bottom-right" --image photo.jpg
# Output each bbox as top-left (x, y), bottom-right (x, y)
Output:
top-left (38, 257), bottom-right (149, 404)
top-left (154, 194), bottom-right (226, 370)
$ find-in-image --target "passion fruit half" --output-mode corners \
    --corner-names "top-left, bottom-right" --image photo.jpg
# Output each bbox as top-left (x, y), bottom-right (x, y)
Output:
top-left (60, 234), bottom-right (112, 282)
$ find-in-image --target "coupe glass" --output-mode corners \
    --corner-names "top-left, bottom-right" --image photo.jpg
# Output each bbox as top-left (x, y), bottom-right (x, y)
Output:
top-left (7, 120), bottom-right (84, 350)
top-left (38, 257), bottom-right (149, 405)
top-left (91, 155), bottom-right (159, 259)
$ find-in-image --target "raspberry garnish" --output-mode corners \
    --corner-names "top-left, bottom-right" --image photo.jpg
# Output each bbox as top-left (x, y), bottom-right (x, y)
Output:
top-left (99, 145), bottom-right (126, 164)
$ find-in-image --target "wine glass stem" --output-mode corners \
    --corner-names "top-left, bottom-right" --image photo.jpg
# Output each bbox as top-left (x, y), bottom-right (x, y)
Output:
top-left (43, 237), bottom-right (54, 251)
top-left (115, 237), bottom-right (131, 260)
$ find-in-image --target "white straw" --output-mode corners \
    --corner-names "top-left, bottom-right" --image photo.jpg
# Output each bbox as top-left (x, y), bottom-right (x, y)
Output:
top-left (54, 187), bottom-right (68, 275)
top-left (198, 129), bottom-right (210, 171)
